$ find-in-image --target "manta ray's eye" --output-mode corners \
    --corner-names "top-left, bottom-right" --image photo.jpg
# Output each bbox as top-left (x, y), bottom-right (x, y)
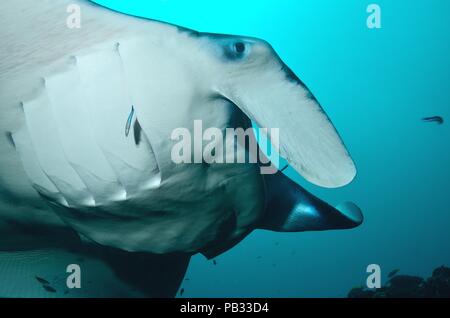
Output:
top-left (234, 42), bottom-right (246, 54)
top-left (223, 41), bottom-right (249, 61)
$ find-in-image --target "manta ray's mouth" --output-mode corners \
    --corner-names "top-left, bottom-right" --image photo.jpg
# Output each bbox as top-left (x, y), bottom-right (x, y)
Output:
top-left (200, 169), bottom-right (363, 259)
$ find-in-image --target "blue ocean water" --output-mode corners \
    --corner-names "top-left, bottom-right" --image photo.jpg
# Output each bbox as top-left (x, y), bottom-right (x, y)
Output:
top-left (94, 0), bottom-right (450, 297)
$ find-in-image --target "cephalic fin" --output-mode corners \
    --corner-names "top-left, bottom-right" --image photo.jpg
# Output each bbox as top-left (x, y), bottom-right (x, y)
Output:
top-left (258, 172), bottom-right (363, 232)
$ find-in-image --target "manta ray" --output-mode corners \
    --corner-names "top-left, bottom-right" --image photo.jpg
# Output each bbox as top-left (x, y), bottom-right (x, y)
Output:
top-left (0, 0), bottom-right (363, 297)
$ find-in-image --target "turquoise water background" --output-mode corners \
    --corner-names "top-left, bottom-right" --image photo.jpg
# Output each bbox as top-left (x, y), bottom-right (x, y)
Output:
top-left (94, 0), bottom-right (450, 297)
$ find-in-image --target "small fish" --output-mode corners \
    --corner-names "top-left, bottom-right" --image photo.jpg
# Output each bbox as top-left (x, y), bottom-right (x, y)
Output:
top-left (35, 276), bottom-right (50, 285)
top-left (42, 285), bottom-right (57, 293)
top-left (179, 288), bottom-right (185, 296)
top-left (256, 256), bottom-right (262, 259)
top-left (133, 119), bottom-right (142, 145)
top-left (388, 269), bottom-right (400, 278)
top-left (422, 116), bottom-right (444, 125)
top-left (213, 260), bottom-right (217, 265)
top-left (5, 132), bottom-right (15, 148)
top-left (184, 278), bottom-right (190, 281)
top-left (125, 106), bottom-right (135, 137)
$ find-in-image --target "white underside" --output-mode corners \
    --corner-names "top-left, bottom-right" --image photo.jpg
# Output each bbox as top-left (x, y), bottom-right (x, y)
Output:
top-left (0, 0), bottom-right (264, 254)
top-left (5, 36), bottom-right (264, 254)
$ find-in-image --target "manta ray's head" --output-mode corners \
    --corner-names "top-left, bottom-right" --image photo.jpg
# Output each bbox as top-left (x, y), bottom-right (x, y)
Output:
top-left (190, 32), bottom-right (356, 188)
